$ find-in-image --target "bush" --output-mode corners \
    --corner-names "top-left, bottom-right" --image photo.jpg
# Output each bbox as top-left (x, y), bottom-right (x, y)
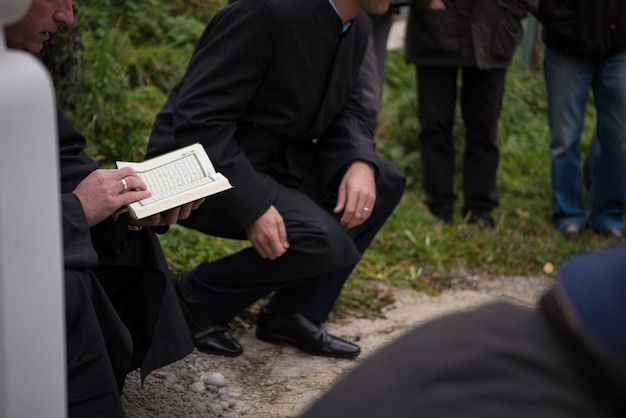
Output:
top-left (47, 0), bottom-right (225, 165)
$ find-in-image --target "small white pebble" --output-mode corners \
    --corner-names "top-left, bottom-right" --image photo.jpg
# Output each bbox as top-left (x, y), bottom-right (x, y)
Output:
top-left (172, 383), bottom-right (186, 393)
top-left (201, 372), bottom-right (226, 387)
top-left (191, 381), bottom-right (206, 393)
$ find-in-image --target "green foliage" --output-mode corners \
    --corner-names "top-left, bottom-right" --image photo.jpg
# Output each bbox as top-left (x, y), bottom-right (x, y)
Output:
top-left (54, 0), bottom-right (225, 165)
top-left (376, 50), bottom-right (421, 186)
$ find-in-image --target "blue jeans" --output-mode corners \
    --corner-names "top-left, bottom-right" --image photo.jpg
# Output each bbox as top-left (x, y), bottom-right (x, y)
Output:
top-left (544, 47), bottom-right (626, 233)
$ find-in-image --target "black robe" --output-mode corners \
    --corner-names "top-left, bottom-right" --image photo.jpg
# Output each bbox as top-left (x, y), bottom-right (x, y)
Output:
top-left (58, 108), bottom-right (193, 416)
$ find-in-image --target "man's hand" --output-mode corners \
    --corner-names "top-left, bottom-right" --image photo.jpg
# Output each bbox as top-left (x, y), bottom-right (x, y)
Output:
top-left (334, 161), bottom-right (376, 230)
top-left (428, 0), bottom-right (446, 10)
top-left (73, 167), bottom-right (151, 227)
top-left (133, 198), bottom-right (206, 227)
top-left (246, 205), bottom-right (290, 260)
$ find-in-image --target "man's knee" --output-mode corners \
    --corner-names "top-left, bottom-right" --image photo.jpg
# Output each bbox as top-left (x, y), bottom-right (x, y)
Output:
top-left (285, 217), bottom-right (361, 272)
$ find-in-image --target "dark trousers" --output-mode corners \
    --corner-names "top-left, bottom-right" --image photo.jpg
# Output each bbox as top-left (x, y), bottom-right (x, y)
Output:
top-left (359, 10), bottom-right (394, 133)
top-left (180, 158), bottom-right (405, 324)
top-left (417, 66), bottom-right (505, 218)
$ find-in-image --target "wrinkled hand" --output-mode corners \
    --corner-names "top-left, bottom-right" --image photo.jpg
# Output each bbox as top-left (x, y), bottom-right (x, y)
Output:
top-left (428, 0), bottom-right (446, 10)
top-left (246, 205), bottom-right (290, 260)
top-left (334, 161), bottom-right (376, 230)
top-left (73, 167), bottom-right (151, 227)
top-left (133, 198), bottom-right (205, 227)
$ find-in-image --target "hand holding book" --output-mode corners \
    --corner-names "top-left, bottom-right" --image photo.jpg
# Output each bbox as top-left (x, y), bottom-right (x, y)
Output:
top-left (116, 143), bottom-right (233, 220)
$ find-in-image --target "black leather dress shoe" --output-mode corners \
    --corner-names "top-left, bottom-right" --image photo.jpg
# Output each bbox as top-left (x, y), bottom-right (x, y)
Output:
top-left (190, 324), bottom-right (243, 357)
top-left (173, 275), bottom-right (243, 357)
top-left (255, 307), bottom-right (361, 359)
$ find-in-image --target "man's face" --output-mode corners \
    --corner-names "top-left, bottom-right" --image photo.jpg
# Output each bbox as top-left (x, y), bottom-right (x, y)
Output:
top-left (4, 0), bottom-right (74, 54)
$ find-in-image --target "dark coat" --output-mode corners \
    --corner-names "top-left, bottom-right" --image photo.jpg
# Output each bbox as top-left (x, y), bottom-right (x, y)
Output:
top-left (533, 0), bottom-right (626, 63)
top-left (300, 300), bottom-right (625, 418)
top-left (58, 108), bottom-right (192, 381)
top-left (147, 0), bottom-right (377, 232)
top-left (300, 246), bottom-right (626, 418)
top-left (405, 0), bottom-right (537, 69)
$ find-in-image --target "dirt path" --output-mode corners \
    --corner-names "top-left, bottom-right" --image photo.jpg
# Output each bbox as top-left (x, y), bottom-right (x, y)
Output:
top-left (122, 275), bottom-right (552, 417)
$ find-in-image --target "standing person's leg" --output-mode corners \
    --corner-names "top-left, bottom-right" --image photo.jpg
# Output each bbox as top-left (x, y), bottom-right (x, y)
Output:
top-left (359, 11), bottom-right (394, 134)
top-left (459, 68), bottom-right (506, 226)
top-left (370, 11), bottom-right (393, 82)
top-left (587, 48), bottom-right (626, 236)
top-left (582, 132), bottom-right (599, 190)
top-left (417, 65), bottom-right (459, 222)
top-left (543, 46), bottom-right (594, 238)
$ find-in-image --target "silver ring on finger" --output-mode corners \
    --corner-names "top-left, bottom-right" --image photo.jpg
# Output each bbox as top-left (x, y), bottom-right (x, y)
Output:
top-left (363, 207), bottom-right (370, 213)
top-left (121, 178), bottom-right (128, 193)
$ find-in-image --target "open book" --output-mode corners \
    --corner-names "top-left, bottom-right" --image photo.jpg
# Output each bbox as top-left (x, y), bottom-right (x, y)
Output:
top-left (116, 143), bottom-right (232, 220)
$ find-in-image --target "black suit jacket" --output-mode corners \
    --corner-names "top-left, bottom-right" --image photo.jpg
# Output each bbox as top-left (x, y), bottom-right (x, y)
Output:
top-left (148, 0), bottom-right (375, 232)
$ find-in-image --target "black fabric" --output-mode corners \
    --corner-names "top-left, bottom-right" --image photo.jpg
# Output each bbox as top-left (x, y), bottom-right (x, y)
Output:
top-left (359, 11), bottom-right (394, 133)
top-left (64, 269), bottom-right (128, 418)
top-left (182, 159), bottom-right (405, 324)
top-left (417, 66), bottom-right (503, 214)
top-left (300, 301), bottom-right (616, 418)
top-left (540, 288), bottom-right (626, 416)
top-left (404, 0), bottom-right (536, 70)
top-left (58, 108), bottom-right (193, 414)
top-left (148, 0), bottom-right (406, 326)
top-left (147, 0), bottom-right (378, 230)
top-left (533, 0), bottom-right (626, 63)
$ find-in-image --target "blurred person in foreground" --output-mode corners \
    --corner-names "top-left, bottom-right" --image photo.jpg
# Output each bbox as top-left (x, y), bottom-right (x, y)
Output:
top-left (147, 0), bottom-right (406, 359)
top-left (300, 245), bottom-right (626, 417)
top-left (4, 0), bottom-right (204, 415)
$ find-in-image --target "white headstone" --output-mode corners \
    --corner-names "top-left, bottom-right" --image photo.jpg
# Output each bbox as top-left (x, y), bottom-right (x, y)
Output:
top-left (0, 0), bottom-right (66, 416)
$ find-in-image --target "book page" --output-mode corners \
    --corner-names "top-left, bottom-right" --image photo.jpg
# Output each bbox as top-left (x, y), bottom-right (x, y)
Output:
top-left (116, 143), bottom-right (232, 219)
top-left (133, 151), bottom-right (216, 207)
